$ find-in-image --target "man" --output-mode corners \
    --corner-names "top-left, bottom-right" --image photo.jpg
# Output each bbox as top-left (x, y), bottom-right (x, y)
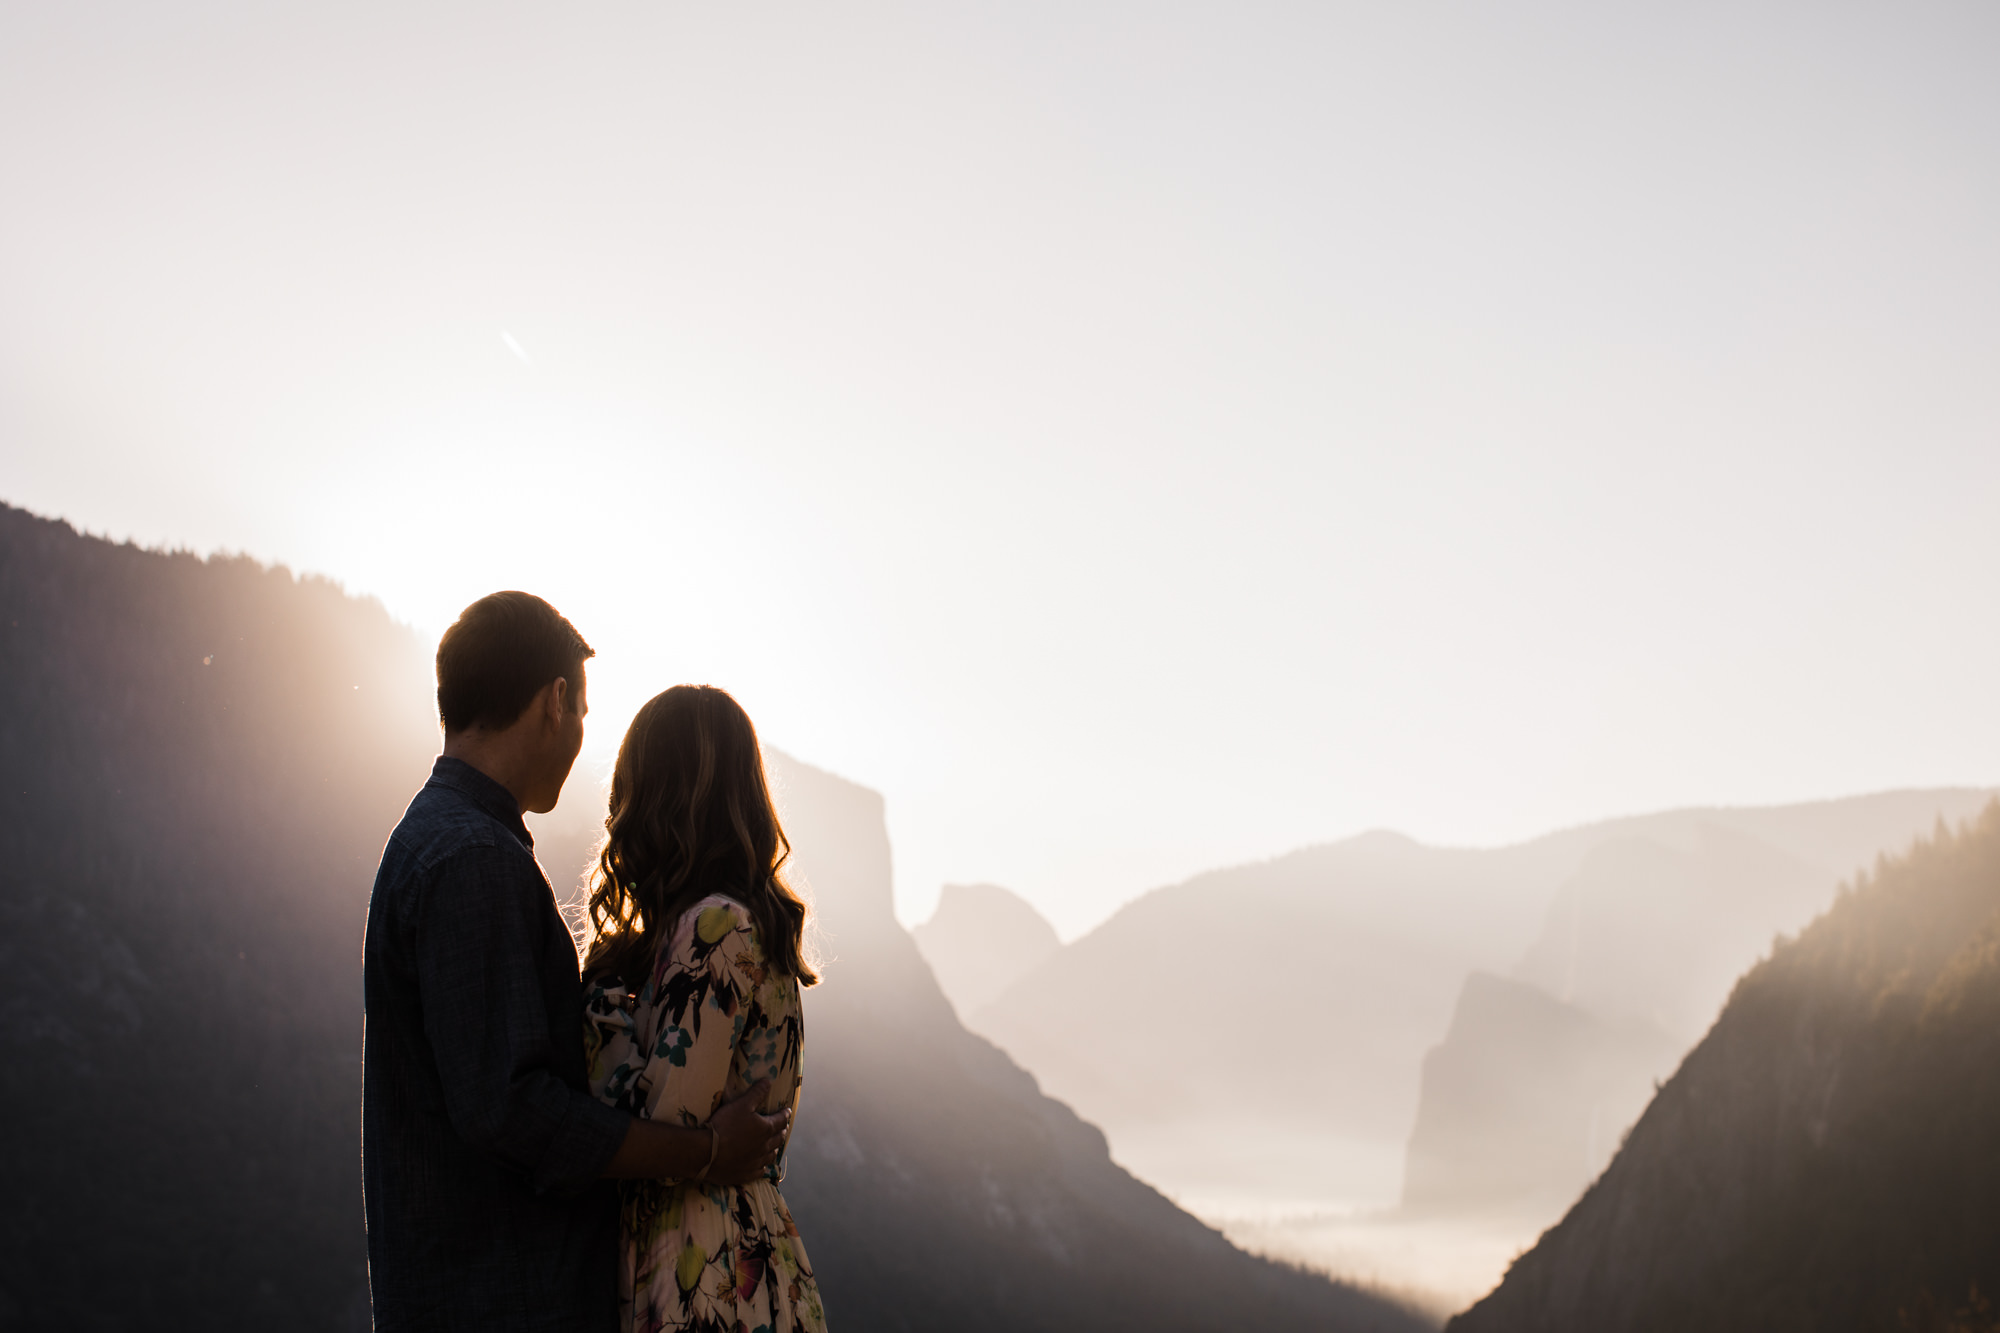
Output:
top-left (362, 592), bottom-right (788, 1330)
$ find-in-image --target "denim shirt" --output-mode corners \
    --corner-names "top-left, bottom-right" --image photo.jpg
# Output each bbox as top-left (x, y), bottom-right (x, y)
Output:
top-left (363, 757), bottom-right (627, 1331)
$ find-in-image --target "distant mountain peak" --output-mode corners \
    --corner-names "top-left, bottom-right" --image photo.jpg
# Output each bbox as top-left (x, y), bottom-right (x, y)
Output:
top-left (913, 882), bottom-right (1059, 1016)
top-left (928, 882), bottom-right (1059, 935)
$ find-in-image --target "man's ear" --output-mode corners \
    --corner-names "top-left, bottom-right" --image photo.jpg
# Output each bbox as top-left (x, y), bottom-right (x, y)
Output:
top-left (547, 676), bottom-right (571, 723)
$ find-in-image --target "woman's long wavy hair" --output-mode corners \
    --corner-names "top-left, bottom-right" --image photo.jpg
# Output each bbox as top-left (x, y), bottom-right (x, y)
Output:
top-left (581, 685), bottom-right (817, 988)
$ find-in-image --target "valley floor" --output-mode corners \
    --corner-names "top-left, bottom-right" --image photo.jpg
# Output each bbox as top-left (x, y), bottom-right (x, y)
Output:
top-left (1200, 1206), bottom-right (1531, 1325)
top-left (1105, 1118), bottom-right (1538, 1323)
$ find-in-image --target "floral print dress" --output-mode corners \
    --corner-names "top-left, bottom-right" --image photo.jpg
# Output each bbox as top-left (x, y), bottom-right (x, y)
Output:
top-left (584, 895), bottom-right (827, 1333)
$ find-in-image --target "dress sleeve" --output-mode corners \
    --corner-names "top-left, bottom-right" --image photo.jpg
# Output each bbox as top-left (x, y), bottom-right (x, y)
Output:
top-left (630, 898), bottom-right (762, 1130)
top-left (583, 975), bottom-right (645, 1112)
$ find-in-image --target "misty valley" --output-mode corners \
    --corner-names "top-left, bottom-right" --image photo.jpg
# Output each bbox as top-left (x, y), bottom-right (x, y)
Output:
top-left (5, 499), bottom-right (1999, 1332)
top-left (915, 792), bottom-right (1994, 1315)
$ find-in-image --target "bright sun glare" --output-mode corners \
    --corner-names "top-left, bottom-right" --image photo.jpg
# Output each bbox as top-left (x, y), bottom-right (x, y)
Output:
top-left (3, 2), bottom-right (1997, 938)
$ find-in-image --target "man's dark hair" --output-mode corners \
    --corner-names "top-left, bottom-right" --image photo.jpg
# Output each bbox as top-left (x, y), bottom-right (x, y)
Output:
top-left (436, 591), bottom-right (594, 734)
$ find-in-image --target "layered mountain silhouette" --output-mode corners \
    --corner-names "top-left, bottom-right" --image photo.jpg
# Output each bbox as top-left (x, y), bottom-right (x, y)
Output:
top-left (1448, 802), bottom-right (2000, 1332)
top-left (912, 882), bottom-right (1060, 1016)
top-left (761, 757), bottom-right (1417, 1331)
top-left (969, 793), bottom-right (1994, 1225)
top-left (1512, 824), bottom-right (1840, 1041)
top-left (1401, 973), bottom-right (1677, 1222)
top-left (0, 503), bottom-right (1419, 1332)
top-left (1402, 821), bottom-right (1862, 1227)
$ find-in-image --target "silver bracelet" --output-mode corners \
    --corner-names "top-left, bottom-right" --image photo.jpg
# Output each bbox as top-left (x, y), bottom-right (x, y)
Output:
top-left (697, 1124), bottom-right (718, 1180)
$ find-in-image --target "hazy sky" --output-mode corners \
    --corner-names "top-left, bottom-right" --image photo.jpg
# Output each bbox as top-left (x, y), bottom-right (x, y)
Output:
top-left (5, 1), bottom-right (1997, 935)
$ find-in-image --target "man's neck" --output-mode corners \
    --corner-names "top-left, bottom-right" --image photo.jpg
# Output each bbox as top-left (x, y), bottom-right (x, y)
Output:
top-left (441, 733), bottom-right (530, 814)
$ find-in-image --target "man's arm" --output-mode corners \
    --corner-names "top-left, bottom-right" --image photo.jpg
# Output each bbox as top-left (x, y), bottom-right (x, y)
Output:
top-left (601, 1079), bottom-right (792, 1183)
top-left (416, 844), bottom-right (630, 1189)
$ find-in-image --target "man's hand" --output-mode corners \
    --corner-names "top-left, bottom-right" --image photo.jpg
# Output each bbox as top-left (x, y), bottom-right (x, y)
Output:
top-left (600, 1080), bottom-right (790, 1183)
top-left (703, 1079), bottom-right (791, 1185)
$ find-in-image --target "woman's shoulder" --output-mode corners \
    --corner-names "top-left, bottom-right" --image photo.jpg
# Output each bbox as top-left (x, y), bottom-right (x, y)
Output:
top-left (665, 894), bottom-right (789, 997)
top-left (671, 894), bottom-right (756, 953)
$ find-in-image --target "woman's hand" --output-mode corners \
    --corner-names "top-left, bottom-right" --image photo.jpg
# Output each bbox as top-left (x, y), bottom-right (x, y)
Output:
top-left (703, 1079), bottom-right (791, 1185)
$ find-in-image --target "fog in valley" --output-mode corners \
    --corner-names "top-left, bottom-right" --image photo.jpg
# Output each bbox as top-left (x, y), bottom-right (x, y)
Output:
top-left (6, 1), bottom-right (2000, 1328)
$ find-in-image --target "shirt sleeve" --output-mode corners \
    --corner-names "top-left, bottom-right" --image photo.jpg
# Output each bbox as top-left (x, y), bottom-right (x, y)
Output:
top-left (414, 843), bottom-right (630, 1192)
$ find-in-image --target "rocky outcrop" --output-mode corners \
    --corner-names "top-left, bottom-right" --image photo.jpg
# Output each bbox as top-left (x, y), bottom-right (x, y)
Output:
top-left (1401, 973), bottom-right (1676, 1223)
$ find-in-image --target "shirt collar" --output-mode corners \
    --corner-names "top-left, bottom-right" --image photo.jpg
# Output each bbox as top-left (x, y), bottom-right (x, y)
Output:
top-left (428, 755), bottom-right (534, 850)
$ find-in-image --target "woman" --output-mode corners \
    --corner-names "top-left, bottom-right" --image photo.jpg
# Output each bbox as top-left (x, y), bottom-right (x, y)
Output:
top-left (582, 685), bottom-right (827, 1333)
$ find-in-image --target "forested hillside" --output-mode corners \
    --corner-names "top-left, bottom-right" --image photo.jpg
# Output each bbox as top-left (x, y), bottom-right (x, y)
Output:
top-left (1448, 803), bottom-right (2000, 1332)
top-left (0, 503), bottom-right (1418, 1332)
top-left (0, 505), bottom-right (434, 1327)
